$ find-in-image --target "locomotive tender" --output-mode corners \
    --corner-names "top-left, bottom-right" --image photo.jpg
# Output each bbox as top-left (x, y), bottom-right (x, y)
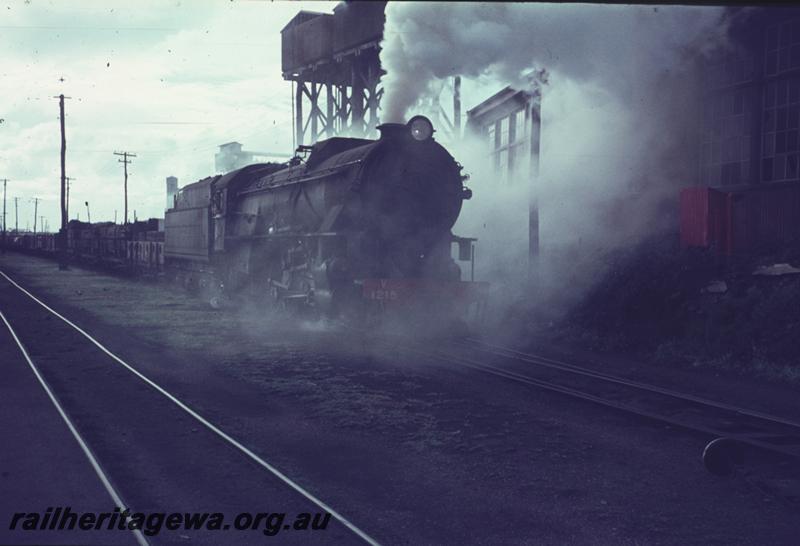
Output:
top-left (165, 116), bottom-right (487, 319)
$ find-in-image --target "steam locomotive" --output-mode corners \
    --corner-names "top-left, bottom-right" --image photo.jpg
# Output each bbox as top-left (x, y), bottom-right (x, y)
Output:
top-left (165, 115), bottom-right (488, 321)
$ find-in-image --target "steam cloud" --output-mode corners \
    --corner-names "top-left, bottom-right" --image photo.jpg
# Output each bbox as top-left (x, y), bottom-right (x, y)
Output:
top-left (380, 3), bottom-right (727, 123)
top-left (380, 3), bottom-right (733, 320)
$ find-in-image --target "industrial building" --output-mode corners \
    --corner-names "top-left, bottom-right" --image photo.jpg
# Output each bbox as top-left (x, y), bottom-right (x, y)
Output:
top-left (214, 142), bottom-right (292, 174)
top-left (701, 7), bottom-right (800, 187)
top-left (684, 7), bottom-right (800, 256)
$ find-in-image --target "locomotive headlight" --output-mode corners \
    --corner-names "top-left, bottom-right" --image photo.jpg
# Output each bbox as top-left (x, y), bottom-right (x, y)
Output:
top-left (407, 115), bottom-right (434, 141)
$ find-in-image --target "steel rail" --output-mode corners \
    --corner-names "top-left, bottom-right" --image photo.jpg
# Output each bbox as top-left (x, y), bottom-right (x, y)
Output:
top-left (0, 269), bottom-right (381, 546)
top-left (463, 338), bottom-right (800, 430)
top-left (393, 341), bottom-right (800, 461)
top-left (1, 309), bottom-right (149, 546)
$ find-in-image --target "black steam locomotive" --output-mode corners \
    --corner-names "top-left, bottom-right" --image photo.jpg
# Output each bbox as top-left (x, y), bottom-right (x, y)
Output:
top-left (165, 116), bottom-right (487, 320)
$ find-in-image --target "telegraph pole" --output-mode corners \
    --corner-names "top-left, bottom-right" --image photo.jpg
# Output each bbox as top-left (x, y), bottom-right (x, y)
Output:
top-left (114, 151), bottom-right (136, 224)
top-left (13, 197), bottom-right (19, 233)
top-left (57, 94), bottom-right (67, 227)
top-left (31, 197), bottom-right (40, 234)
top-left (85, 201), bottom-right (91, 224)
top-left (1, 178), bottom-right (6, 252)
top-left (2, 179), bottom-right (6, 231)
top-left (55, 94), bottom-right (70, 269)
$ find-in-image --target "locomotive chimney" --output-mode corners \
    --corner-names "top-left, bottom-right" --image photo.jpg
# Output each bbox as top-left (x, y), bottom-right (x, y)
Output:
top-left (377, 123), bottom-right (408, 140)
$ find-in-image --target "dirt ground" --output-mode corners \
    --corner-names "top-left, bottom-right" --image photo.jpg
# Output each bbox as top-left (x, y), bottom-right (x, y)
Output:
top-left (2, 251), bottom-right (800, 545)
top-left (515, 234), bottom-right (800, 387)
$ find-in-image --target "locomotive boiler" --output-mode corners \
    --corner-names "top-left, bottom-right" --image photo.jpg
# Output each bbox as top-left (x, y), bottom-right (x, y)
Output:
top-left (165, 116), bottom-right (487, 321)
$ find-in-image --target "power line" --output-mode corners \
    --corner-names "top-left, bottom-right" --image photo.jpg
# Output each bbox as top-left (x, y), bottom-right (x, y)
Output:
top-left (25, 114), bottom-right (295, 156)
top-left (0, 25), bottom-right (177, 31)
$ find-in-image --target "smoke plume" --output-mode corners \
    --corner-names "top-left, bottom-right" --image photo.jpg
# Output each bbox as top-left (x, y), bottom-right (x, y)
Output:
top-left (380, 4), bottom-right (726, 123)
top-left (380, 3), bottom-right (732, 321)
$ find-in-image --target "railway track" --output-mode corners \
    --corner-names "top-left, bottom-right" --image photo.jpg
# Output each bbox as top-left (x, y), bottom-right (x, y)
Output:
top-left (390, 335), bottom-right (800, 477)
top-left (0, 269), bottom-right (378, 546)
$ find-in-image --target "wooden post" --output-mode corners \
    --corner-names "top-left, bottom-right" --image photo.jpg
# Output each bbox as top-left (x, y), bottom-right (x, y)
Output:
top-left (114, 151), bottom-right (136, 224)
top-left (58, 94), bottom-right (68, 269)
top-left (1, 178), bottom-right (6, 252)
top-left (295, 80), bottom-right (304, 147)
top-left (31, 197), bottom-right (40, 234)
top-left (528, 92), bottom-right (542, 283)
top-left (59, 95), bottom-right (66, 230)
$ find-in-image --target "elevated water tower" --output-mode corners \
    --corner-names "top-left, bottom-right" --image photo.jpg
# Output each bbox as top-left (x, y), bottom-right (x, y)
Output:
top-left (282, 1), bottom-right (386, 145)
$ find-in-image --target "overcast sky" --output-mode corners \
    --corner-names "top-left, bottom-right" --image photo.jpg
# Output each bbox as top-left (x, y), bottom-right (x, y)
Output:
top-left (0, 0), bottom-right (337, 229)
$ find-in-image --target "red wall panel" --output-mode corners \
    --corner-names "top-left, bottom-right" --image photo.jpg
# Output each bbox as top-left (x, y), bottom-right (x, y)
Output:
top-left (680, 183), bottom-right (800, 256)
